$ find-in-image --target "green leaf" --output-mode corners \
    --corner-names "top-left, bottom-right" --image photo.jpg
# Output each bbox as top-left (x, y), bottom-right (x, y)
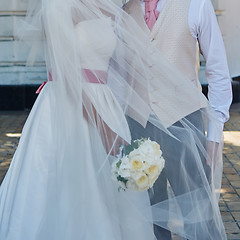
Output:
top-left (116, 160), bottom-right (122, 168)
top-left (117, 175), bottom-right (128, 184)
top-left (121, 138), bottom-right (147, 156)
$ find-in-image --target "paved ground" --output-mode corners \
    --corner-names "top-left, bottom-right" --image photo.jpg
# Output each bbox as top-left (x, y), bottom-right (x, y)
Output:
top-left (0, 105), bottom-right (240, 239)
top-left (220, 103), bottom-right (240, 239)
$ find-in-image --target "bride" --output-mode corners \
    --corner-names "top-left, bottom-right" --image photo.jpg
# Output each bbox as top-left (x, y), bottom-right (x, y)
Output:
top-left (0, 0), bottom-right (226, 239)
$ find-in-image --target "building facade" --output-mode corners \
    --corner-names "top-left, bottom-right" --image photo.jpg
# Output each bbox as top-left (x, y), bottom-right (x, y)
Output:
top-left (200, 0), bottom-right (240, 82)
top-left (0, 0), bottom-right (239, 109)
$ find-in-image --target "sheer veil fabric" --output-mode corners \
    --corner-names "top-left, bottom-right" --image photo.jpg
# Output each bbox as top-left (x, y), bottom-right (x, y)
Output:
top-left (0, 0), bottom-right (226, 239)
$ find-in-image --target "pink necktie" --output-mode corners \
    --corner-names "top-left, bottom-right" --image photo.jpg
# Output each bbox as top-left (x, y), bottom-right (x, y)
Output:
top-left (144, 0), bottom-right (160, 30)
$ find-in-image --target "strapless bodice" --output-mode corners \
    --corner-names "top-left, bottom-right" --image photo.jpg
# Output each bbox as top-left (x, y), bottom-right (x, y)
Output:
top-left (75, 18), bottom-right (131, 143)
top-left (75, 18), bottom-right (117, 71)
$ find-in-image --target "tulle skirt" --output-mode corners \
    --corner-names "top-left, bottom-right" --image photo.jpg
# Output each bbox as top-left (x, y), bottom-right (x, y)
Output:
top-left (0, 82), bottom-right (156, 240)
top-left (3, 0), bottom-right (228, 238)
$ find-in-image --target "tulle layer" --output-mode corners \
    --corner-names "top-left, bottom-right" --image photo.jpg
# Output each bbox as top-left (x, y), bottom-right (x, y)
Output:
top-left (0, 0), bottom-right (226, 239)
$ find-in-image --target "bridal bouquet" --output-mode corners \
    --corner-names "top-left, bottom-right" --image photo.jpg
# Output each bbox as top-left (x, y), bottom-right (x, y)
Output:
top-left (112, 138), bottom-right (165, 191)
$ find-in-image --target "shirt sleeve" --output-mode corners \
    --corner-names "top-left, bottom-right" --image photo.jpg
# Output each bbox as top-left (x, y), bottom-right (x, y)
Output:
top-left (196, 0), bottom-right (232, 142)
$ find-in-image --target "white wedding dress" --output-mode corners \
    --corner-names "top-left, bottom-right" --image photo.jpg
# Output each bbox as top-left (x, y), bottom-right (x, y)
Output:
top-left (0, 18), bottom-right (156, 240)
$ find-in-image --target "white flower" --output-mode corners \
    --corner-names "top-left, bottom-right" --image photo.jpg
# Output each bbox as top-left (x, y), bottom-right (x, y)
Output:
top-left (112, 138), bottom-right (165, 191)
top-left (118, 168), bottom-right (131, 178)
top-left (144, 165), bottom-right (159, 177)
top-left (151, 141), bottom-right (162, 156)
top-left (135, 173), bottom-right (150, 191)
top-left (126, 179), bottom-right (137, 190)
top-left (156, 157), bottom-right (165, 172)
top-left (137, 142), bottom-right (152, 156)
top-left (128, 149), bottom-right (141, 159)
top-left (129, 156), bottom-right (143, 170)
top-left (149, 174), bottom-right (159, 188)
top-left (120, 156), bottom-right (131, 168)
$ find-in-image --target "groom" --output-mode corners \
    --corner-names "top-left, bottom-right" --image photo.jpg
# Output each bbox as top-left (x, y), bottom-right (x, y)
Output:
top-left (123, 0), bottom-right (232, 239)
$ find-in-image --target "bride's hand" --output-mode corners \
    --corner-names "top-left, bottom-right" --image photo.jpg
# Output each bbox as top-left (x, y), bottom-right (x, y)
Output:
top-left (101, 120), bottom-right (128, 156)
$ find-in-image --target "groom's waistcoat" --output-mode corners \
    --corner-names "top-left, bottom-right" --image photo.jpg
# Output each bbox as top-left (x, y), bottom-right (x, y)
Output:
top-left (124, 0), bottom-right (201, 88)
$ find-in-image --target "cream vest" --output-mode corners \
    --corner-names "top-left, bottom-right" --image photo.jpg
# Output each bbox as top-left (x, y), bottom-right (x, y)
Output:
top-left (124, 0), bottom-right (201, 89)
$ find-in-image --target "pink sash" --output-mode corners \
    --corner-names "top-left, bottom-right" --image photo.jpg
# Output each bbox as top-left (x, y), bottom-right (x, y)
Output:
top-left (36, 69), bottom-right (107, 94)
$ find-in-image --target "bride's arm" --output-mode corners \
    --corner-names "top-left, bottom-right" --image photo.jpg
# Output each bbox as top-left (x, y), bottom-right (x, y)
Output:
top-left (83, 103), bottom-right (127, 155)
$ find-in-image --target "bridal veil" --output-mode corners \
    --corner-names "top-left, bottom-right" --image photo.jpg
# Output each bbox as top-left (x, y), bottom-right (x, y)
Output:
top-left (0, 0), bottom-right (226, 239)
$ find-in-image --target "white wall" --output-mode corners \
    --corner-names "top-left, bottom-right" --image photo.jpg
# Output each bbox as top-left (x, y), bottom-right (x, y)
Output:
top-left (0, 0), bottom-right (28, 11)
top-left (0, 0), bottom-right (46, 85)
top-left (223, 0), bottom-right (240, 77)
top-left (0, 0), bottom-right (239, 85)
top-left (210, 0), bottom-right (240, 78)
top-left (199, 0), bottom-right (240, 84)
top-left (0, 0), bottom-right (126, 85)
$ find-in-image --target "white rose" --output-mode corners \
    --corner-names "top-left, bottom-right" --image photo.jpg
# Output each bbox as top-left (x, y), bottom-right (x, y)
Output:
top-left (151, 141), bottom-right (162, 156)
top-left (144, 165), bottom-right (159, 178)
top-left (129, 149), bottom-right (141, 159)
top-left (157, 157), bottom-right (165, 171)
top-left (141, 160), bottom-right (151, 171)
top-left (134, 173), bottom-right (150, 191)
top-left (149, 174), bottom-right (159, 188)
top-left (128, 154), bottom-right (145, 171)
top-left (138, 142), bottom-right (153, 156)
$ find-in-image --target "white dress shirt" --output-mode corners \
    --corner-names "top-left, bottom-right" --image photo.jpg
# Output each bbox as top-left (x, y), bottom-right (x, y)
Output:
top-left (141, 0), bottom-right (233, 142)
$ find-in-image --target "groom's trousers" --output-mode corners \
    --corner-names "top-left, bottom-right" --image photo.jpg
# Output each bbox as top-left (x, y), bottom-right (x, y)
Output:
top-left (127, 110), bottom-right (221, 240)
